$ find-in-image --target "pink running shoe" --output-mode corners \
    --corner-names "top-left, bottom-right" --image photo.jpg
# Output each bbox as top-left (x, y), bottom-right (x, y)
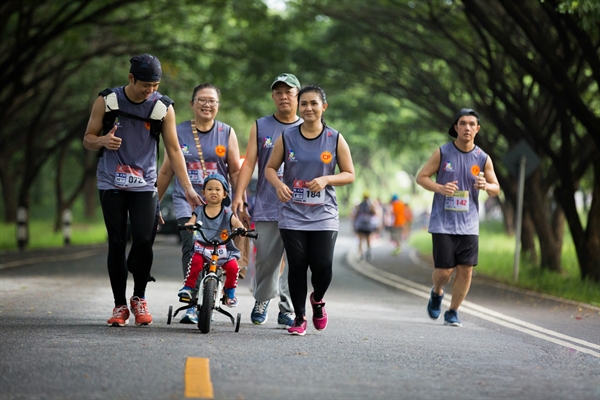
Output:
top-left (310, 292), bottom-right (328, 331)
top-left (287, 318), bottom-right (307, 336)
top-left (130, 296), bottom-right (153, 326)
top-left (107, 305), bottom-right (130, 327)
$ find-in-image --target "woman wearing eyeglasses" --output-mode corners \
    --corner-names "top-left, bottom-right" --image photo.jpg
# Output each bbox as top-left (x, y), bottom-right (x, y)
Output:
top-left (157, 83), bottom-right (243, 324)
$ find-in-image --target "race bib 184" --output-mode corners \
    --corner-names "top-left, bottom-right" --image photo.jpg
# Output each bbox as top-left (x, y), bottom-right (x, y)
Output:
top-left (292, 180), bottom-right (325, 205)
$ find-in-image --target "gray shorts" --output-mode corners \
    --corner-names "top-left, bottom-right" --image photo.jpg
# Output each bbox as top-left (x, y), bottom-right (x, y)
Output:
top-left (432, 233), bottom-right (478, 269)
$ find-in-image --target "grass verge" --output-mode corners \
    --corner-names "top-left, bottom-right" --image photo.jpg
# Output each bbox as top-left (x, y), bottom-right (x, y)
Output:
top-left (408, 221), bottom-right (600, 306)
top-left (1, 220), bottom-right (107, 251)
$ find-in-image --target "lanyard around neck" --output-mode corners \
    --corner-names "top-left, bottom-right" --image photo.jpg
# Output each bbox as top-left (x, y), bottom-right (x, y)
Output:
top-left (190, 120), bottom-right (208, 178)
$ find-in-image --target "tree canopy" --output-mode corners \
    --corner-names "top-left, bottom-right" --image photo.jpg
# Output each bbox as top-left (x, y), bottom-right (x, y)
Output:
top-left (1, 0), bottom-right (598, 281)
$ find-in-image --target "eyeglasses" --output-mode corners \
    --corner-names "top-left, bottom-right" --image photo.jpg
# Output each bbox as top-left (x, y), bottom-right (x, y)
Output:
top-left (193, 98), bottom-right (219, 106)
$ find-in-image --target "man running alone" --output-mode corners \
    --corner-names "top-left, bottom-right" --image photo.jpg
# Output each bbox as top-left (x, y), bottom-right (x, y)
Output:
top-left (416, 108), bottom-right (499, 327)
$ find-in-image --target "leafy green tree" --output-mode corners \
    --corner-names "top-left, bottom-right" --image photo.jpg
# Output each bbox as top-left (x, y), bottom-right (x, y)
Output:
top-left (288, 0), bottom-right (600, 281)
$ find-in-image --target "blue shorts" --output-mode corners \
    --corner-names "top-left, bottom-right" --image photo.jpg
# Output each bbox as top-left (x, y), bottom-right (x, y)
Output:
top-left (431, 233), bottom-right (478, 269)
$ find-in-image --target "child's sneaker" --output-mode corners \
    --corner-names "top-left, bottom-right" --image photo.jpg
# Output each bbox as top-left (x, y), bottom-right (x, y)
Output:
top-left (180, 307), bottom-right (198, 324)
top-left (224, 288), bottom-right (238, 308)
top-left (129, 296), bottom-right (153, 326)
top-left (310, 292), bottom-right (328, 331)
top-left (288, 317), bottom-right (307, 336)
top-left (107, 305), bottom-right (130, 327)
top-left (178, 286), bottom-right (194, 301)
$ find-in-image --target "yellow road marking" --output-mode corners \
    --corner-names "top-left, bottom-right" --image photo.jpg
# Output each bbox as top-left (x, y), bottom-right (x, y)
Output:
top-left (185, 357), bottom-right (214, 399)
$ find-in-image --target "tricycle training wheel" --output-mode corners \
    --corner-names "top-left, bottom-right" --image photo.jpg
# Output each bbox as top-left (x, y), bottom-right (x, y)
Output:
top-left (235, 313), bottom-right (241, 332)
top-left (167, 305), bottom-right (173, 325)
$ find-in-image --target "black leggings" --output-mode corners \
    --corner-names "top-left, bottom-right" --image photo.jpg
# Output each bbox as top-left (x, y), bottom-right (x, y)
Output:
top-left (279, 229), bottom-right (338, 318)
top-left (99, 190), bottom-right (158, 306)
top-left (177, 217), bottom-right (194, 278)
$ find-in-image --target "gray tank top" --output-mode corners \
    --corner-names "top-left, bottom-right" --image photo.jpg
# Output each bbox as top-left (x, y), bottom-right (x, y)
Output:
top-left (192, 205), bottom-right (240, 265)
top-left (172, 120), bottom-right (231, 219)
top-left (253, 115), bottom-right (303, 221)
top-left (428, 141), bottom-right (489, 235)
top-left (278, 125), bottom-right (340, 231)
top-left (96, 86), bottom-right (164, 192)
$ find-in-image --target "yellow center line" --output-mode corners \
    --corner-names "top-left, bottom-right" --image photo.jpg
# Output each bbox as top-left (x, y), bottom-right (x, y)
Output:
top-left (185, 357), bottom-right (214, 399)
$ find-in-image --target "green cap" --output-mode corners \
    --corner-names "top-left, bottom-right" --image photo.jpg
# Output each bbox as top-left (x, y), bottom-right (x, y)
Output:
top-left (270, 73), bottom-right (301, 90)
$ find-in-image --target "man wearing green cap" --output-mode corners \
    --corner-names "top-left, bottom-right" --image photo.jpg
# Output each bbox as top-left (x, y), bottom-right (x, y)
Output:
top-left (83, 54), bottom-right (201, 328)
top-left (416, 108), bottom-right (500, 327)
top-left (232, 73), bottom-right (302, 328)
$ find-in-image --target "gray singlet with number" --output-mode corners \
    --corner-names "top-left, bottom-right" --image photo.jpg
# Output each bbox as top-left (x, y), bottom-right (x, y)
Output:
top-left (96, 86), bottom-right (164, 192)
top-left (278, 125), bottom-right (340, 231)
top-left (192, 205), bottom-right (241, 265)
top-left (428, 141), bottom-right (488, 235)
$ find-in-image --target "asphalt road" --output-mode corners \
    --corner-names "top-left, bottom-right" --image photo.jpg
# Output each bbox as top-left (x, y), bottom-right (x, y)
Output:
top-left (0, 220), bottom-right (598, 400)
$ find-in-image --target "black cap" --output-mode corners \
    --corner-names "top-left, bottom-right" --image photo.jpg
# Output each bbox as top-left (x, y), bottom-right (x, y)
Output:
top-left (129, 54), bottom-right (162, 82)
top-left (448, 108), bottom-right (480, 138)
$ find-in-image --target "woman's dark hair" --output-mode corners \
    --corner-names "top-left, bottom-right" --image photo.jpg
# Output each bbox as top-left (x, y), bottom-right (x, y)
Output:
top-left (298, 85), bottom-right (327, 125)
top-left (191, 83), bottom-right (221, 100)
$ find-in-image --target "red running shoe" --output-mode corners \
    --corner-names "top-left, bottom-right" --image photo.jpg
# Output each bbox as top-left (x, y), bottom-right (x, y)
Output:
top-left (129, 296), bottom-right (153, 326)
top-left (107, 305), bottom-right (130, 327)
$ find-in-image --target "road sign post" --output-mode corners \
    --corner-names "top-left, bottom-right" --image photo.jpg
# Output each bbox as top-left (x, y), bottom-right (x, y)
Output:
top-left (513, 156), bottom-right (526, 281)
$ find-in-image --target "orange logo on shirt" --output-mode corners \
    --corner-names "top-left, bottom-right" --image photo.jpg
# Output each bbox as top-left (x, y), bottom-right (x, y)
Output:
top-left (215, 145), bottom-right (226, 157)
top-left (471, 165), bottom-right (481, 176)
top-left (220, 230), bottom-right (229, 241)
top-left (144, 122), bottom-right (151, 130)
top-left (320, 151), bottom-right (333, 164)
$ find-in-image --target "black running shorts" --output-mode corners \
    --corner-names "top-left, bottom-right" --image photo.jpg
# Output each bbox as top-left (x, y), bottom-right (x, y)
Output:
top-left (431, 233), bottom-right (478, 269)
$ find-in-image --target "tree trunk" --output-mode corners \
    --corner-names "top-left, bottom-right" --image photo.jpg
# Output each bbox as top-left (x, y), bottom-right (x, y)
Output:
top-left (557, 159), bottom-right (600, 282)
top-left (84, 151), bottom-right (98, 219)
top-left (0, 163), bottom-right (17, 223)
top-left (54, 147), bottom-right (67, 232)
top-left (521, 211), bottom-right (538, 264)
top-left (526, 171), bottom-right (562, 273)
top-left (498, 197), bottom-right (515, 236)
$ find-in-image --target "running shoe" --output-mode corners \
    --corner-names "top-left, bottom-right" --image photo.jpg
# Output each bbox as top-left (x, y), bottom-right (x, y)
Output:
top-left (129, 296), bottom-right (153, 326)
top-left (444, 309), bottom-right (462, 327)
top-left (310, 292), bottom-right (328, 331)
top-left (107, 305), bottom-right (129, 327)
top-left (180, 307), bottom-right (198, 324)
top-left (427, 287), bottom-right (444, 320)
top-left (251, 300), bottom-right (270, 324)
top-left (277, 312), bottom-right (295, 329)
top-left (288, 317), bottom-right (307, 336)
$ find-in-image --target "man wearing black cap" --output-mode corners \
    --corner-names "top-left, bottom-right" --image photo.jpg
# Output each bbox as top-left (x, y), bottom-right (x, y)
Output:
top-left (232, 73), bottom-right (302, 328)
top-left (84, 54), bottom-right (202, 327)
top-left (416, 108), bottom-right (500, 327)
